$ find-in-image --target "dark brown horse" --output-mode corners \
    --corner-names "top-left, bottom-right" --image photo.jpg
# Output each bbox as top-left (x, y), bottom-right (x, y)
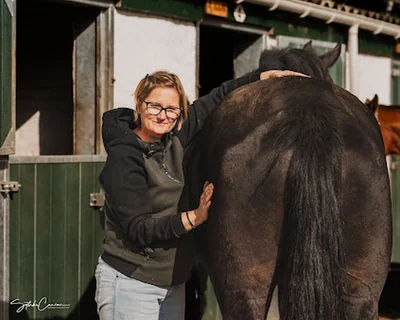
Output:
top-left (366, 94), bottom-right (400, 155)
top-left (185, 43), bottom-right (392, 320)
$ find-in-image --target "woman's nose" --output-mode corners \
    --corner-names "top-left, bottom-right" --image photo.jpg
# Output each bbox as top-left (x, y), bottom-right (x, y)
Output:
top-left (157, 109), bottom-right (167, 120)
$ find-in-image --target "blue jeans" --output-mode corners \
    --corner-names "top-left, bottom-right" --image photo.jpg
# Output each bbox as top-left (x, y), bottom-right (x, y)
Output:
top-left (95, 257), bottom-right (185, 320)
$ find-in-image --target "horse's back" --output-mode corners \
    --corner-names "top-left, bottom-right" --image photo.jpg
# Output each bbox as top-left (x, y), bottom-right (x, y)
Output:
top-left (205, 77), bottom-right (384, 164)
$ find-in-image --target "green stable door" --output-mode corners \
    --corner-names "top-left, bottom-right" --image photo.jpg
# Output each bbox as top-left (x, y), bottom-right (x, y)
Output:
top-left (9, 157), bottom-right (106, 319)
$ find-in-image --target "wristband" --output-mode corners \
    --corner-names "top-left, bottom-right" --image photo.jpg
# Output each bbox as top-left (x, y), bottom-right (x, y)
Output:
top-left (186, 211), bottom-right (196, 229)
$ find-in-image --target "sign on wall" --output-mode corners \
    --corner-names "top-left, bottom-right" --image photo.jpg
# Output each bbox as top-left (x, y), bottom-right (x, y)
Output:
top-left (205, 0), bottom-right (228, 18)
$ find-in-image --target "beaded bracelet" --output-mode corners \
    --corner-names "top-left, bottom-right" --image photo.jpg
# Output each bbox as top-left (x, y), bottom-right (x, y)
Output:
top-left (186, 211), bottom-right (196, 229)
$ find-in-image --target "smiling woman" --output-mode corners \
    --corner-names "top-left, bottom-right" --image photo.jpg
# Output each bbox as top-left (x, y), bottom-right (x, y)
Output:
top-left (136, 86), bottom-right (182, 141)
top-left (134, 72), bottom-right (189, 135)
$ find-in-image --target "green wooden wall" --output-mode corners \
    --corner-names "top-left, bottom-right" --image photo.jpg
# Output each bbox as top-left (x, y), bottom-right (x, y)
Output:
top-left (392, 61), bottom-right (400, 105)
top-left (0, 0), bottom-right (12, 150)
top-left (390, 156), bottom-right (400, 263)
top-left (9, 159), bottom-right (105, 319)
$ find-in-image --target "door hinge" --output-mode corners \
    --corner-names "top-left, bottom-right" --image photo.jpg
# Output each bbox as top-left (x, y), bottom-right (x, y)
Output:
top-left (90, 193), bottom-right (104, 208)
top-left (0, 181), bottom-right (21, 194)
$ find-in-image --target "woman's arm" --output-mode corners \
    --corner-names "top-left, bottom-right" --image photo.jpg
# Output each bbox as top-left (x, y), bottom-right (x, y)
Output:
top-left (100, 146), bottom-right (187, 247)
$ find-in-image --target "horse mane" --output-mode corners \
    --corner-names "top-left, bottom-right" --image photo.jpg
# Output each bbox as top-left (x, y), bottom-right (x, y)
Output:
top-left (258, 48), bottom-right (331, 81)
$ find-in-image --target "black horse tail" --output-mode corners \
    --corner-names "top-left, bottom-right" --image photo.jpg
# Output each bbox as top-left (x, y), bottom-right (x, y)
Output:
top-left (279, 127), bottom-right (345, 320)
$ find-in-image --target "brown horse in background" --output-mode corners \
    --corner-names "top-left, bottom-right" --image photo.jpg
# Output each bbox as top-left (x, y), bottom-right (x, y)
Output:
top-left (184, 43), bottom-right (392, 320)
top-left (366, 94), bottom-right (400, 155)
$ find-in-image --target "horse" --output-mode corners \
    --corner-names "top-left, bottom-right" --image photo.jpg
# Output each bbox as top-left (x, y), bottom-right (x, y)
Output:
top-left (365, 94), bottom-right (400, 155)
top-left (184, 42), bottom-right (392, 320)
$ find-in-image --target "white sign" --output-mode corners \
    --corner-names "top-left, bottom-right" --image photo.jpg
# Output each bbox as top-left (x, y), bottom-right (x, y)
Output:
top-left (233, 4), bottom-right (246, 23)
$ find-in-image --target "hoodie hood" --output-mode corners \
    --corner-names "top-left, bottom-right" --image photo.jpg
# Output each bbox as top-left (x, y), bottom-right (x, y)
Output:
top-left (102, 108), bottom-right (140, 153)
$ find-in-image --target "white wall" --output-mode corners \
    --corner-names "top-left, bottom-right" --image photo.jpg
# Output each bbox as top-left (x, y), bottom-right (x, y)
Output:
top-left (357, 54), bottom-right (392, 105)
top-left (113, 10), bottom-right (197, 109)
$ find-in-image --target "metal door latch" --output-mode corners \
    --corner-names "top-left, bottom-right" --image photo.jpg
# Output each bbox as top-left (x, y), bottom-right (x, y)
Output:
top-left (90, 193), bottom-right (104, 207)
top-left (0, 181), bottom-right (21, 193)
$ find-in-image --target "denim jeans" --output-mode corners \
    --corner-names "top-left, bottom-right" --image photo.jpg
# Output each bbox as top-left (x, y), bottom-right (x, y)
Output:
top-left (95, 257), bottom-right (185, 320)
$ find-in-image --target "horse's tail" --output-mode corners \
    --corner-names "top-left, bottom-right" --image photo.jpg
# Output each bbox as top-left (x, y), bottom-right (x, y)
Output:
top-left (279, 127), bottom-right (345, 320)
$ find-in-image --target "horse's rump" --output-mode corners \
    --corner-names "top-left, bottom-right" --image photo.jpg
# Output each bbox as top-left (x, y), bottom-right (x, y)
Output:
top-left (187, 76), bottom-right (392, 320)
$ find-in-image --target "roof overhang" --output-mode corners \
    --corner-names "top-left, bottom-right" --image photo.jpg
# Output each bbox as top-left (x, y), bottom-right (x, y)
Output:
top-left (243, 0), bottom-right (400, 39)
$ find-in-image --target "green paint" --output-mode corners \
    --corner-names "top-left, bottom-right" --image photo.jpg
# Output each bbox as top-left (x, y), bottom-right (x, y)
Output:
top-left (121, 0), bottom-right (203, 21)
top-left (392, 62), bottom-right (400, 105)
top-left (9, 164), bottom-right (21, 318)
top-left (9, 165), bottom-right (35, 319)
top-left (78, 162), bottom-right (104, 319)
top-left (9, 161), bottom-right (106, 319)
top-left (35, 164), bottom-right (53, 320)
top-left (391, 156), bottom-right (400, 263)
top-left (64, 164), bottom-right (80, 318)
top-left (0, 0), bottom-right (12, 151)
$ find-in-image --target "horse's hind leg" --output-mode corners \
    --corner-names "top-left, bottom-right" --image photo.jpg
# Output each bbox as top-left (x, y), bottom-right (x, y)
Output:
top-left (207, 198), bottom-right (279, 320)
top-left (206, 176), bottom-right (285, 319)
top-left (341, 154), bottom-right (391, 319)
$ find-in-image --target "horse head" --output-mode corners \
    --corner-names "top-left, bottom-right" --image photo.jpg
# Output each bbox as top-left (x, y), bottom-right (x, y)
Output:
top-left (258, 41), bottom-right (341, 82)
top-left (365, 94), bottom-right (400, 155)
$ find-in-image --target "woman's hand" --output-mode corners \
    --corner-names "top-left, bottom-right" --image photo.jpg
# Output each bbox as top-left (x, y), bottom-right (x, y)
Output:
top-left (194, 181), bottom-right (214, 225)
top-left (260, 70), bottom-right (310, 80)
top-left (182, 181), bottom-right (214, 231)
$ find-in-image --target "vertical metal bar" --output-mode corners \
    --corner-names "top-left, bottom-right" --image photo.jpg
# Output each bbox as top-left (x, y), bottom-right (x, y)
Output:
top-left (0, 156), bottom-right (10, 320)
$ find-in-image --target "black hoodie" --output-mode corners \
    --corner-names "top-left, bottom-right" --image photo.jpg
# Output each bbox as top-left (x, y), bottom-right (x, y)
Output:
top-left (99, 72), bottom-right (261, 286)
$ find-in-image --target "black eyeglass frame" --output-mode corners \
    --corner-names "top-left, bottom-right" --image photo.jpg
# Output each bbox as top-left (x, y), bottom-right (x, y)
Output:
top-left (143, 101), bottom-right (183, 120)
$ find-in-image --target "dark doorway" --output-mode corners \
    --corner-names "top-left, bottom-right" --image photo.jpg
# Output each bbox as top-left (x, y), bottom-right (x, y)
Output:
top-left (16, 0), bottom-right (99, 155)
top-left (199, 23), bottom-right (263, 97)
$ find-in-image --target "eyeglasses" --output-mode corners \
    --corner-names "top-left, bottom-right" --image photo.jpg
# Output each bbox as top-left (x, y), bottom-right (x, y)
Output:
top-left (143, 101), bottom-right (182, 120)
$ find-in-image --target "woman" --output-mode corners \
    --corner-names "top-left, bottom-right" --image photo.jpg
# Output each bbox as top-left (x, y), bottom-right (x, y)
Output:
top-left (95, 69), bottom-right (306, 320)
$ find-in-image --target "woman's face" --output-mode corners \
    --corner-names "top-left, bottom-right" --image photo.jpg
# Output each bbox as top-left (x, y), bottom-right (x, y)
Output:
top-left (136, 87), bottom-right (180, 142)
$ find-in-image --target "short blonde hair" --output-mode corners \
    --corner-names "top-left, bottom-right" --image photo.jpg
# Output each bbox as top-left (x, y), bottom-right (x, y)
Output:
top-left (134, 71), bottom-right (188, 130)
